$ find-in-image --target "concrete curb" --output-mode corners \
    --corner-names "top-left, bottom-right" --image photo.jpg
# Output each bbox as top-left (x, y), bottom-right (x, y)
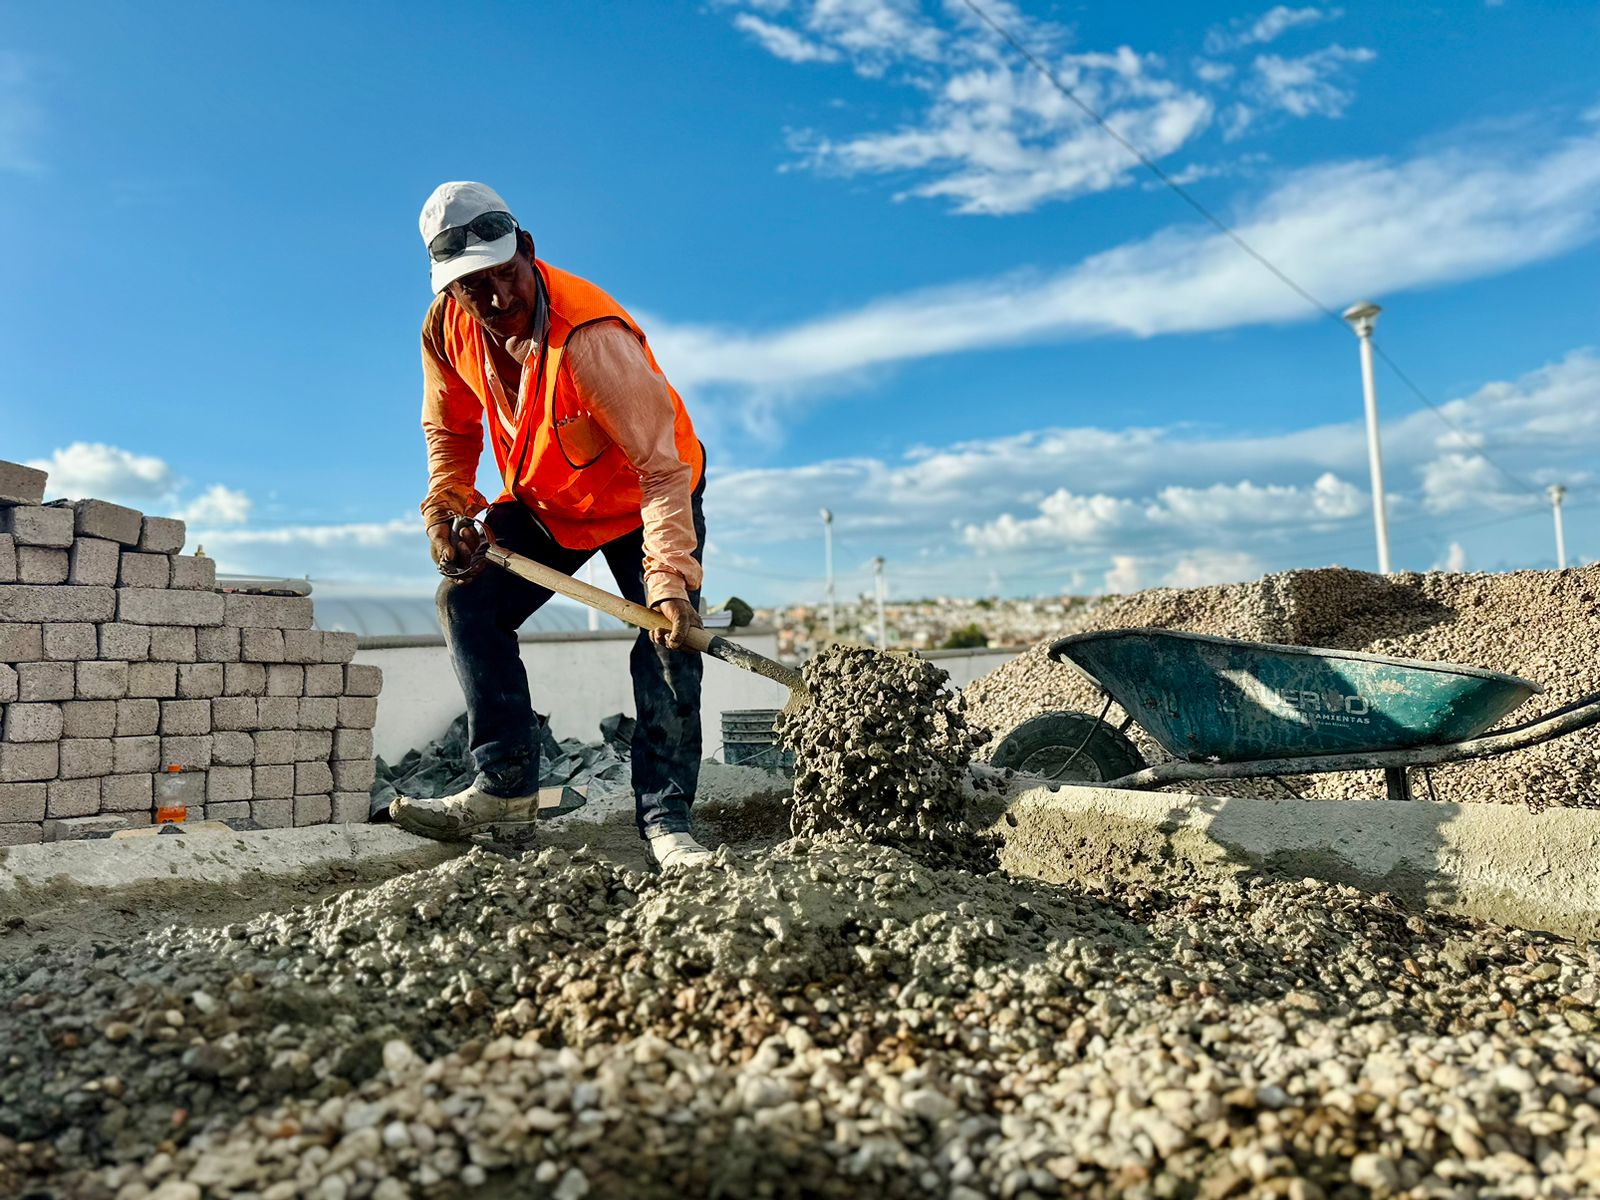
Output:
top-left (0, 823), bottom-right (463, 914)
top-left (990, 785), bottom-right (1600, 942)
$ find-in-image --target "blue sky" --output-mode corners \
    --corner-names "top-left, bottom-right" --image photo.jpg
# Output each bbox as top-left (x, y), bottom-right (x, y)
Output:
top-left (3, 1), bottom-right (1598, 606)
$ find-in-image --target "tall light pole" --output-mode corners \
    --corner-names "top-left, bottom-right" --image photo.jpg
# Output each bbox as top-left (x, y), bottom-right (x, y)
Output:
top-left (1342, 301), bottom-right (1392, 575)
top-left (820, 508), bottom-right (836, 636)
top-left (1549, 484), bottom-right (1569, 569)
top-left (872, 556), bottom-right (887, 649)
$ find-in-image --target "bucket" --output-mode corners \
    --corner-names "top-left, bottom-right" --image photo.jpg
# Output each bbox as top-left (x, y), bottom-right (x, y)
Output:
top-left (721, 709), bottom-right (794, 774)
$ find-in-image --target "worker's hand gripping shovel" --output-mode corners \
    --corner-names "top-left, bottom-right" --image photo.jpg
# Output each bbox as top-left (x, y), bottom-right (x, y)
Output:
top-left (442, 518), bottom-right (808, 706)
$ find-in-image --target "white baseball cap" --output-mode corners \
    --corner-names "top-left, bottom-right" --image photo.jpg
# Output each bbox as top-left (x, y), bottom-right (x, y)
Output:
top-left (419, 181), bottom-right (521, 294)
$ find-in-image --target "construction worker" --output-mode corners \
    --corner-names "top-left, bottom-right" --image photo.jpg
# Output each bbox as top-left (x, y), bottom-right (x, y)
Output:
top-left (389, 181), bottom-right (713, 870)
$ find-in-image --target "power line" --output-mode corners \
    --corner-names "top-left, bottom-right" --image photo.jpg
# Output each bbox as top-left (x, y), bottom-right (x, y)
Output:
top-left (956, 0), bottom-right (1545, 500)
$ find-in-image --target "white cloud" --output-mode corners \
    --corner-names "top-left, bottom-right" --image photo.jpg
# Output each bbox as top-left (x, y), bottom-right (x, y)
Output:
top-left (651, 117), bottom-right (1600, 407)
top-left (1433, 542), bottom-right (1468, 572)
top-left (1164, 549), bottom-right (1265, 587)
top-left (732, 14), bottom-right (840, 64)
top-left (1104, 556), bottom-right (1142, 594)
top-left (26, 442), bottom-right (176, 500)
top-left (1245, 44), bottom-right (1375, 124)
top-left (1205, 6), bottom-right (1341, 54)
top-left (177, 484), bottom-right (252, 525)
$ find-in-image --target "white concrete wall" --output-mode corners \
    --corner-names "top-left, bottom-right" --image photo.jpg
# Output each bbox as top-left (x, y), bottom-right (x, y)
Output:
top-left (358, 630), bottom-right (790, 762)
top-left (923, 647), bottom-right (1018, 687)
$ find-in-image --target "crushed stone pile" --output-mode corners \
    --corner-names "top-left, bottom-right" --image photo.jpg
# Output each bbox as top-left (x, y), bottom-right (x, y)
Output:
top-left (777, 645), bottom-right (996, 869)
top-left (2, 841), bottom-right (1597, 1198)
top-left (965, 565), bottom-right (1600, 807)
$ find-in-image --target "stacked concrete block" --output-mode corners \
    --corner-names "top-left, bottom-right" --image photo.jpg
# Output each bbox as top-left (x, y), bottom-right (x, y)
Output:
top-left (0, 459), bottom-right (382, 843)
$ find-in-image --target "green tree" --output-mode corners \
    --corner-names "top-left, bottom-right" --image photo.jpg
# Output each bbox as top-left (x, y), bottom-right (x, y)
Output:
top-left (942, 623), bottom-right (989, 650)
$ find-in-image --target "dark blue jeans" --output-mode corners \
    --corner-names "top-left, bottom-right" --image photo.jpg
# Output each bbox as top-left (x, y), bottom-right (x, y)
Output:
top-left (436, 486), bottom-right (705, 839)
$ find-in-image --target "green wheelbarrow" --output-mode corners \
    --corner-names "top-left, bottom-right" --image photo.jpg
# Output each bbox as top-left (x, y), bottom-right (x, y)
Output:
top-left (988, 628), bottom-right (1600, 801)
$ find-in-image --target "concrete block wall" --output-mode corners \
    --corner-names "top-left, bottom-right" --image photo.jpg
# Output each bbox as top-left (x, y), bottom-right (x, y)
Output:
top-left (0, 460), bottom-right (382, 844)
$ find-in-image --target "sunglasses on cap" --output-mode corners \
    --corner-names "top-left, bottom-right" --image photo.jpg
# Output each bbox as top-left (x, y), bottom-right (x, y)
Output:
top-left (427, 211), bottom-right (519, 262)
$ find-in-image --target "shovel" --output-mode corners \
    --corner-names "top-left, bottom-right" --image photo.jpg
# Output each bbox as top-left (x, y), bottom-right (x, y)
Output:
top-left (470, 535), bottom-right (809, 705)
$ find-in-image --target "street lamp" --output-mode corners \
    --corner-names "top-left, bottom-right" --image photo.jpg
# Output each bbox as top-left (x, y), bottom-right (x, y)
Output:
top-left (1342, 300), bottom-right (1392, 575)
top-left (872, 556), bottom-right (887, 649)
top-left (820, 509), bottom-right (836, 636)
top-left (1549, 485), bottom-right (1568, 569)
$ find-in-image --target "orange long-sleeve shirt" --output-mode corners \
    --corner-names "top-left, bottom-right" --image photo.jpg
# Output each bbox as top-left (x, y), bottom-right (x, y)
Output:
top-left (420, 303), bottom-right (703, 607)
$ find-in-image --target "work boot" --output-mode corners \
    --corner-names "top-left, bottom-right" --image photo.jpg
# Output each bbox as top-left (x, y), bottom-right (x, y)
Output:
top-left (647, 830), bottom-right (714, 870)
top-left (390, 784), bottom-right (537, 841)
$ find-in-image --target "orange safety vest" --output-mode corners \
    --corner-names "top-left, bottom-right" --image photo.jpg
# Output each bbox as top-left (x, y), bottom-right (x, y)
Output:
top-left (435, 260), bottom-right (704, 549)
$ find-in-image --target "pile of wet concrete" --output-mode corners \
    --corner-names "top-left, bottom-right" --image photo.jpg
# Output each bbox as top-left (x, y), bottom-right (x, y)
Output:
top-left (965, 565), bottom-right (1600, 808)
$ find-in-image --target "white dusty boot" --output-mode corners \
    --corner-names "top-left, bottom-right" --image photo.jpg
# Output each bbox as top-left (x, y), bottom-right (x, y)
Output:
top-left (647, 830), bottom-right (714, 870)
top-left (390, 784), bottom-right (537, 841)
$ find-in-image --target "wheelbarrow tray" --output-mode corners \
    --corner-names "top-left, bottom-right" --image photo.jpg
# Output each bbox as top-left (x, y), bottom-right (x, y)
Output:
top-left (1051, 629), bottom-right (1542, 764)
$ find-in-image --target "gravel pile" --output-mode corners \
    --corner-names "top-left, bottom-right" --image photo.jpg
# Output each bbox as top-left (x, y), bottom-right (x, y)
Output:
top-left (3, 838), bottom-right (1597, 1198)
top-left (965, 566), bottom-right (1600, 807)
top-left (777, 646), bottom-right (996, 869)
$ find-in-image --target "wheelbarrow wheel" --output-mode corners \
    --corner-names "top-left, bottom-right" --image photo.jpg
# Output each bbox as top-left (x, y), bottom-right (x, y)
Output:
top-left (989, 710), bottom-right (1146, 784)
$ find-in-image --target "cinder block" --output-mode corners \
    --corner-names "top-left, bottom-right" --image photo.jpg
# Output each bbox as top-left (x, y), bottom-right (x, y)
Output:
top-left (344, 664), bottom-right (383, 697)
top-left (160, 735), bottom-right (212, 769)
top-left (45, 814), bottom-right (143, 841)
top-left (212, 696), bottom-right (259, 731)
top-left (320, 631), bottom-right (359, 664)
top-left (223, 662), bottom-right (267, 696)
top-left (58, 738), bottom-right (114, 779)
top-left (118, 550), bottom-right (171, 589)
top-left (253, 763), bottom-right (294, 798)
top-left (0, 742), bottom-right (57, 781)
top-left (0, 624), bottom-right (44, 661)
top-left (169, 555), bottom-right (217, 591)
top-left (0, 664), bottom-right (15, 703)
top-left (0, 533), bottom-right (12, 584)
top-left (332, 758), bottom-right (376, 792)
top-left (42, 622), bottom-right (98, 661)
top-left (251, 797), bottom-right (293, 828)
top-left (46, 776), bottom-right (99, 817)
top-left (294, 760), bottom-right (334, 794)
top-left (204, 801), bottom-right (250, 822)
top-left (257, 696), bottom-right (298, 728)
top-left (72, 499), bottom-right (144, 546)
top-left (211, 730), bottom-right (254, 765)
top-left (159, 698), bottom-right (212, 735)
top-left (295, 730), bottom-right (333, 761)
top-left (126, 661), bottom-right (177, 699)
top-left (240, 627), bottom-right (286, 662)
top-left (149, 625), bottom-right (197, 663)
top-left (282, 630), bottom-right (324, 664)
top-left (177, 662), bottom-right (224, 699)
top-left (304, 664), bottom-right (344, 696)
top-left (265, 664), bottom-right (304, 696)
top-left (62, 700), bottom-right (117, 738)
top-left (76, 660), bottom-right (130, 700)
top-left (299, 697), bottom-right (337, 730)
top-left (0, 585), bottom-right (115, 623)
top-left (331, 792), bottom-right (371, 823)
top-left (292, 793), bottom-right (332, 826)
top-left (101, 773), bottom-right (153, 812)
top-left (0, 822), bottom-right (45, 846)
top-left (17, 546), bottom-right (68, 584)
top-left (207, 765), bottom-right (252, 803)
top-left (0, 782), bottom-right (47, 823)
top-left (99, 623), bottom-right (151, 662)
top-left (113, 735), bottom-right (160, 774)
top-left (114, 698), bottom-right (160, 737)
top-left (196, 626), bottom-right (241, 663)
top-left (0, 460), bottom-right (48, 506)
top-left (253, 729), bottom-right (296, 765)
top-left (115, 587), bottom-right (223, 627)
top-left (67, 537), bottom-right (120, 586)
top-left (138, 516), bottom-right (186, 554)
top-left (4, 702), bottom-right (64, 743)
top-left (334, 728), bottom-right (373, 760)
top-left (18, 661), bottom-right (74, 701)
top-left (223, 592), bottom-right (313, 630)
top-left (0, 505), bottom-right (74, 547)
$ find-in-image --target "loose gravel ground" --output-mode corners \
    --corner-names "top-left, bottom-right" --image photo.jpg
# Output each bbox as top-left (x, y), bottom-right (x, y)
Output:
top-left (966, 565), bottom-right (1600, 807)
